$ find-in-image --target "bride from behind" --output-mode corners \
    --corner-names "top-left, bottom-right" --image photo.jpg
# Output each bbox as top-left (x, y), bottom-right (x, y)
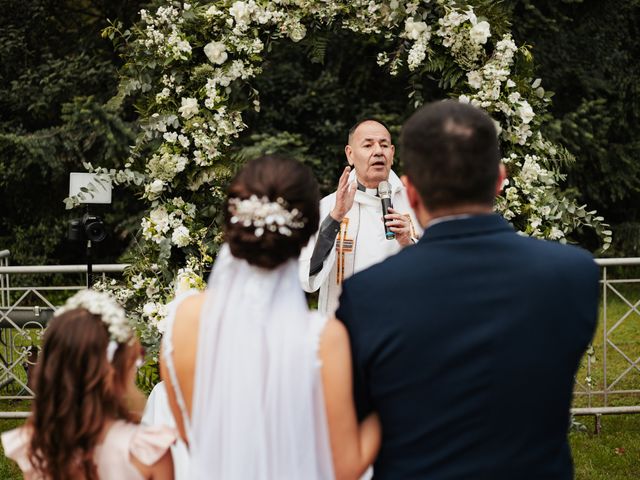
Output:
top-left (160, 155), bottom-right (380, 479)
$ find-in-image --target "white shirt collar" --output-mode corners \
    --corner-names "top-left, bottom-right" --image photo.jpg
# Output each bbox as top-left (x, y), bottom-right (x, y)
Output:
top-left (426, 214), bottom-right (473, 229)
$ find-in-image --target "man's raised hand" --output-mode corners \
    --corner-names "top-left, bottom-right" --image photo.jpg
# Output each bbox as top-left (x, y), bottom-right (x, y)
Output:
top-left (330, 166), bottom-right (357, 222)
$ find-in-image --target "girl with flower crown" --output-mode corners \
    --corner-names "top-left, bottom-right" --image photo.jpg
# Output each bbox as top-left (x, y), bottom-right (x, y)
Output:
top-left (1, 290), bottom-right (176, 480)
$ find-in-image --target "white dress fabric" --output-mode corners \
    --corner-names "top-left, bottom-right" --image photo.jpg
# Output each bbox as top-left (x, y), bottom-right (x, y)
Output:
top-left (142, 381), bottom-right (190, 479)
top-left (299, 169), bottom-right (421, 316)
top-left (162, 244), bottom-right (335, 480)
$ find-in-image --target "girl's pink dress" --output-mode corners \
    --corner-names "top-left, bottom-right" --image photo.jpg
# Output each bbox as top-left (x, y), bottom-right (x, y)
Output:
top-left (1, 420), bottom-right (176, 479)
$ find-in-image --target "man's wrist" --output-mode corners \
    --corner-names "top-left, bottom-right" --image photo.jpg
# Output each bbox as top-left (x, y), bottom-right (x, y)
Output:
top-left (330, 209), bottom-right (345, 222)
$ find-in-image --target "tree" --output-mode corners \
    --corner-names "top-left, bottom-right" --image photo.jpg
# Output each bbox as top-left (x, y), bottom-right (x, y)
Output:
top-left (510, 0), bottom-right (640, 254)
top-left (0, 0), bottom-right (144, 265)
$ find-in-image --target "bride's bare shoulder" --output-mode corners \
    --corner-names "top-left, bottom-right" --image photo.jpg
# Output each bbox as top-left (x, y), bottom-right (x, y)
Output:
top-left (174, 292), bottom-right (207, 333)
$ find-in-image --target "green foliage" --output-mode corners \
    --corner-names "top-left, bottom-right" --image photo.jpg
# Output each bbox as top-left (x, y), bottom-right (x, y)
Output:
top-left (240, 33), bottom-right (410, 195)
top-left (510, 0), bottom-right (640, 253)
top-left (0, 0), bottom-right (145, 265)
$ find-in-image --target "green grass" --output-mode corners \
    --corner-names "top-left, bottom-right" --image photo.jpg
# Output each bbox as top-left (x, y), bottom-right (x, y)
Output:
top-left (571, 415), bottom-right (640, 480)
top-left (0, 417), bottom-right (25, 479)
top-left (0, 281), bottom-right (638, 478)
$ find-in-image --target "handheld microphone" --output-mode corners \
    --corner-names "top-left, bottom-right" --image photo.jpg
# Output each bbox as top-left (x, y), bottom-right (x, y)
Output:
top-left (378, 181), bottom-right (395, 240)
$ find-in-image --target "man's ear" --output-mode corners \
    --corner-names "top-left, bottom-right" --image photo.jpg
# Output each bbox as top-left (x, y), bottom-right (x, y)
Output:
top-left (402, 175), bottom-right (420, 212)
top-left (495, 163), bottom-right (507, 195)
top-left (345, 145), bottom-right (353, 167)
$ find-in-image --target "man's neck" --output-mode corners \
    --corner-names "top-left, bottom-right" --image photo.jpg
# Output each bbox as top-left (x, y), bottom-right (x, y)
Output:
top-left (356, 175), bottom-right (384, 190)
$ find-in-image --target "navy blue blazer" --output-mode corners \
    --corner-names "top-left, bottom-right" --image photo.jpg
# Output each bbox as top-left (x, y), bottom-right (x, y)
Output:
top-left (336, 214), bottom-right (599, 480)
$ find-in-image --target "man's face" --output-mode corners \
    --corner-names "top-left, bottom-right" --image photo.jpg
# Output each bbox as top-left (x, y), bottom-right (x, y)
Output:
top-left (345, 121), bottom-right (395, 189)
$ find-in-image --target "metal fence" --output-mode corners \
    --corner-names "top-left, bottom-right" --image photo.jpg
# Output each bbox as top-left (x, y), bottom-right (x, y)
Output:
top-left (0, 254), bottom-right (639, 423)
top-left (0, 251), bottom-right (126, 418)
top-left (572, 258), bottom-right (640, 430)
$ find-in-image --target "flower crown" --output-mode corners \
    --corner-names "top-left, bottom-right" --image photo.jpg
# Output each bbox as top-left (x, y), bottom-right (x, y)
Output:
top-left (55, 289), bottom-right (133, 362)
top-left (228, 195), bottom-right (306, 237)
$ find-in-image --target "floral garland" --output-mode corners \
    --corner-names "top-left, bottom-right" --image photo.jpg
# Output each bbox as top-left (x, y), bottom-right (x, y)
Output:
top-left (72, 0), bottom-right (610, 353)
top-left (56, 289), bottom-right (133, 362)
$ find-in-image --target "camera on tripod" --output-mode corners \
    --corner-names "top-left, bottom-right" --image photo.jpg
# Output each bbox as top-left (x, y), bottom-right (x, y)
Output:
top-left (68, 173), bottom-right (113, 287)
top-left (68, 213), bottom-right (107, 243)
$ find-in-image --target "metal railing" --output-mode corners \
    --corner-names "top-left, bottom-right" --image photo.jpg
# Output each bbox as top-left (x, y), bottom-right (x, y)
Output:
top-left (571, 258), bottom-right (640, 429)
top-left (0, 253), bottom-right (127, 418)
top-left (0, 255), bottom-right (639, 423)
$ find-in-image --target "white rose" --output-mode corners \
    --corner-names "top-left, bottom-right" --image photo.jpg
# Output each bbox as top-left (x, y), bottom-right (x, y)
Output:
top-left (229, 1), bottom-right (251, 25)
top-left (204, 41), bottom-right (228, 65)
top-left (517, 101), bottom-right (535, 124)
top-left (149, 179), bottom-right (165, 195)
top-left (289, 24), bottom-right (307, 43)
top-left (404, 19), bottom-right (428, 40)
top-left (172, 226), bottom-right (191, 247)
top-left (178, 97), bottom-right (199, 119)
top-left (466, 70), bottom-right (483, 89)
top-left (469, 20), bottom-right (491, 45)
top-left (458, 94), bottom-right (470, 104)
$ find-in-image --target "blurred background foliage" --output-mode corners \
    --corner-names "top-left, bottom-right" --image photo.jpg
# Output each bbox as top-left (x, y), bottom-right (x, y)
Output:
top-left (1, 0), bottom-right (639, 265)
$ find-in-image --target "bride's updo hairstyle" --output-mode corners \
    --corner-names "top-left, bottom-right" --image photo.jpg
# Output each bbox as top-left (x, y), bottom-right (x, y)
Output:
top-left (225, 155), bottom-right (319, 269)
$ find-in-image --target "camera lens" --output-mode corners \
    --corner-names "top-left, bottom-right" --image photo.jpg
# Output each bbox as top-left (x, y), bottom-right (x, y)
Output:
top-left (82, 214), bottom-right (107, 242)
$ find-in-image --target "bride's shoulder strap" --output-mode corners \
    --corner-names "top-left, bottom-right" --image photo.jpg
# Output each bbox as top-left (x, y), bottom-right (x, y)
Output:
top-left (161, 289), bottom-right (202, 440)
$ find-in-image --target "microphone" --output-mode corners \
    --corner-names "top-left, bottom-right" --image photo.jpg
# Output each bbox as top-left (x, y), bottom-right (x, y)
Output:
top-left (378, 181), bottom-right (395, 240)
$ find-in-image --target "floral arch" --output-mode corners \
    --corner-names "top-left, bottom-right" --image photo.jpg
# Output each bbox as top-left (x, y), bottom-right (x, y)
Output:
top-left (70, 0), bottom-right (610, 350)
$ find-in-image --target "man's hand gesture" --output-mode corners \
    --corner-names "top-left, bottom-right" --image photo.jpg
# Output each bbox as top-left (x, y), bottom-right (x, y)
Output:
top-left (330, 166), bottom-right (357, 223)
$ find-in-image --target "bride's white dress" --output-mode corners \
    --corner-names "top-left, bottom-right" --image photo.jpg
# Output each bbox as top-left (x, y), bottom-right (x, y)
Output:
top-left (146, 244), bottom-right (335, 479)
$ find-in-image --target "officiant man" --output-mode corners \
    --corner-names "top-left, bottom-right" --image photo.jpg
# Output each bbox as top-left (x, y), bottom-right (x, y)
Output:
top-left (335, 100), bottom-right (600, 479)
top-left (299, 119), bottom-right (421, 315)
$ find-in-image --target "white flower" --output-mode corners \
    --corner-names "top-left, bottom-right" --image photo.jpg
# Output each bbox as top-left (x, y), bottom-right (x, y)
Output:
top-left (178, 97), bottom-right (199, 119)
top-left (172, 225), bottom-right (191, 247)
top-left (469, 20), bottom-right (491, 45)
top-left (149, 179), bottom-right (165, 195)
top-left (150, 206), bottom-right (171, 233)
top-left (163, 132), bottom-right (178, 143)
top-left (289, 24), bottom-right (307, 42)
top-left (142, 302), bottom-right (157, 318)
top-left (517, 101), bottom-right (535, 124)
top-left (56, 290), bottom-right (131, 345)
top-left (229, 1), bottom-right (251, 25)
top-left (178, 134), bottom-right (190, 148)
top-left (508, 92), bottom-right (521, 103)
top-left (493, 119), bottom-right (503, 137)
top-left (458, 95), bottom-right (470, 104)
top-left (467, 70), bottom-right (483, 89)
top-left (404, 18), bottom-right (429, 40)
top-left (204, 41), bottom-right (228, 65)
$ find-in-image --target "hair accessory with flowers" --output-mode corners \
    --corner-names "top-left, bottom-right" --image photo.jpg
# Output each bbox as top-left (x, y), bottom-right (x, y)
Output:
top-left (228, 195), bottom-right (305, 237)
top-left (55, 289), bottom-right (133, 362)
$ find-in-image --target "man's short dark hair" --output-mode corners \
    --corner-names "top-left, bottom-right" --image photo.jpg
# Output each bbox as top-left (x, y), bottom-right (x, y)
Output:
top-left (347, 118), bottom-right (391, 144)
top-left (400, 100), bottom-right (500, 211)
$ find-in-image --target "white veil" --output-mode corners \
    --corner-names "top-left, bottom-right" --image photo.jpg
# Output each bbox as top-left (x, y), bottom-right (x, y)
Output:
top-left (188, 244), bottom-right (334, 479)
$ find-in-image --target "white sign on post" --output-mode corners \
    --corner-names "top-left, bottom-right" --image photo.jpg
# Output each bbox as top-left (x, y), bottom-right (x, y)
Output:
top-left (68, 173), bottom-right (113, 204)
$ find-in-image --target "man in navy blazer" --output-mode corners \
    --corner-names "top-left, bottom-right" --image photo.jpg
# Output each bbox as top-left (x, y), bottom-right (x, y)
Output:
top-left (335, 100), bottom-right (599, 479)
